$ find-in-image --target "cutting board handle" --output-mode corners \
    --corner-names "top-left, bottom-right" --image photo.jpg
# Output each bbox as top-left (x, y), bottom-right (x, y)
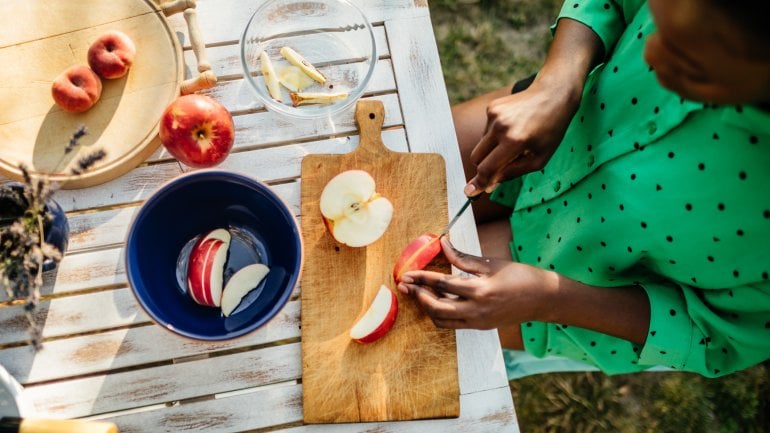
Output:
top-left (160, 0), bottom-right (217, 94)
top-left (353, 100), bottom-right (393, 159)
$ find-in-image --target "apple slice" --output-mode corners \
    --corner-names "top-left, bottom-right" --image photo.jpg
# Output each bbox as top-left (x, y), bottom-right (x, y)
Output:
top-left (350, 285), bottom-right (399, 344)
top-left (277, 65), bottom-right (315, 92)
top-left (393, 233), bottom-right (442, 284)
top-left (279, 46), bottom-right (326, 84)
top-left (187, 229), bottom-right (231, 307)
top-left (221, 263), bottom-right (270, 317)
top-left (260, 51), bottom-right (282, 102)
top-left (289, 91), bottom-right (349, 107)
top-left (319, 170), bottom-right (393, 247)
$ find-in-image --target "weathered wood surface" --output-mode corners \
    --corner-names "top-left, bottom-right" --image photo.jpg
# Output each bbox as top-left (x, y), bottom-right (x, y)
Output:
top-left (0, 1), bottom-right (517, 432)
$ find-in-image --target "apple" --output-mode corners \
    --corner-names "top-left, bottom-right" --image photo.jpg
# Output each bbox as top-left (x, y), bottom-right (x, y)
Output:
top-left (159, 94), bottom-right (235, 168)
top-left (319, 170), bottom-right (393, 247)
top-left (260, 51), bottom-right (282, 102)
top-left (221, 263), bottom-right (270, 317)
top-left (88, 30), bottom-right (137, 79)
top-left (51, 65), bottom-right (103, 113)
top-left (392, 233), bottom-right (442, 284)
top-left (187, 229), bottom-right (231, 307)
top-left (349, 285), bottom-right (399, 344)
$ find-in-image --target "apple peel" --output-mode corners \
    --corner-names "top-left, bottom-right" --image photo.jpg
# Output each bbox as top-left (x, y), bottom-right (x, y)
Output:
top-left (279, 46), bottom-right (326, 84)
top-left (349, 285), bottom-right (399, 344)
top-left (260, 51), bottom-right (282, 102)
top-left (277, 65), bottom-right (315, 92)
top-left (289, 91), bottom-right (349, 107)
top-left (221, 263), bottom-right (270, 317)
top-left (393, 233), bottom-right (442, 284)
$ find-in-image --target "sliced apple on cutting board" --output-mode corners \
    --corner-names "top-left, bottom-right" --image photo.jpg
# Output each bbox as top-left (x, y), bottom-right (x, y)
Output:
top-left (349, 285), bottom-right (399, 344)
top-left (319, 169), bottom-right (393, 247)
top-left (187, 228), bottom-right (231, 307)
top-left (221, 263), bottom-right (270, 317)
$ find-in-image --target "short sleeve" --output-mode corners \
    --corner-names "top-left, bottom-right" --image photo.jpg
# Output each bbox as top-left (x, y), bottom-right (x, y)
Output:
top-left (555, 0), bottom-right (647, 58)
top-left (639, 279), bottom-right (770, 377)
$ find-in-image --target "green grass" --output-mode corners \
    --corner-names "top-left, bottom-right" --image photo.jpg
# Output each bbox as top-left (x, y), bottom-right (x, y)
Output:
top-left (429, 0), bottom-right (562, 103)
top-left (428, 1), bottom-right (770, 432)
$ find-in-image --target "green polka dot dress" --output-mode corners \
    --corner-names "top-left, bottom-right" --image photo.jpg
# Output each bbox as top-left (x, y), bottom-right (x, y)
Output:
top-left (491, 0), bottom-right (770, 377)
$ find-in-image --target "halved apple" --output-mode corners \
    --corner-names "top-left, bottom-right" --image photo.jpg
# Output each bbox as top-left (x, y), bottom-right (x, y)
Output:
top-left (392, 233), bottom-right (442, 284)
top-left (187, 229), bottom-right (231, 307)
top-left (350, 285), bottom-right (399, 344)
top-left (221, 263), bottom-right (270, 317)
top-left (319, 170), bottom-right (393, 247)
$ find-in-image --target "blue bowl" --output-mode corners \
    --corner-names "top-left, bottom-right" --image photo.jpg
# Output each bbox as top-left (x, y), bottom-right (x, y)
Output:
top-left (125, 171), bottom-right (302, 341)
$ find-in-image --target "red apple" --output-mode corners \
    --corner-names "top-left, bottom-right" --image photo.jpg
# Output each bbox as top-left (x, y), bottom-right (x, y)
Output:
top-left (187, 229), bottom-right (231, 307)
top-left (392, 233), bottom-right (442, 284)
top-left (221, 263), bottom-right (270, 317)
top-left (88, 30), bottom-right (136, 79)
top-left (159, 94), bottom-right (235, 168)
top-left (349, 285), bottom-right (398, 344)
top-left (51, 65), bottom-right (103, 113)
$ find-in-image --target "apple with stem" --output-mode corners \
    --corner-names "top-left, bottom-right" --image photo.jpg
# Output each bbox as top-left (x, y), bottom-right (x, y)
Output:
top-left (319, 170), bottom-right (393, 248)
top-left (221, 263), bottom-right (270, 317)
top-left (392, 233), bottom-right (442, 284)
top-left (349, 285), bottom-right (399, 344)
top-left (159, 94), bottom-right (235, 168)
top-left (187, 228), bottom-right (231, 307)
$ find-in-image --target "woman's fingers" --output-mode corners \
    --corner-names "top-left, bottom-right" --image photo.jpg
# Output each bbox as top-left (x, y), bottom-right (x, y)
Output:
top-left (399, 270), bottom-right (478, 299)
top-left (409, 284), bottom-right (469, 321)
top-left (440, 237), bottom-right (494, 276)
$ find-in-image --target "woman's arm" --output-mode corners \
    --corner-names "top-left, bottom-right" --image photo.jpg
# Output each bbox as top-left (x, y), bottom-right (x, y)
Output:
top-left (464, 18), bottom-right (605, 196)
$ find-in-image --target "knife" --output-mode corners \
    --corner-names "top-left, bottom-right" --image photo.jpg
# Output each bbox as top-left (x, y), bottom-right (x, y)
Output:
top-left (439, 195), bottom-right (480, 238)
top-left (0, 417), bottom-right (117, 433)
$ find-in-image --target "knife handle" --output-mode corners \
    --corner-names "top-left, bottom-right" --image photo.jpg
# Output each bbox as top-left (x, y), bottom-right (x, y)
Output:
top-left (0, 417), bottom-right (118, 433)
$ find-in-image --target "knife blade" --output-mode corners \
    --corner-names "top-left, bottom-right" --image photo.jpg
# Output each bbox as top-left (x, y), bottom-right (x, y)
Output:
top-left (439, 195), bottom-right (479, 237)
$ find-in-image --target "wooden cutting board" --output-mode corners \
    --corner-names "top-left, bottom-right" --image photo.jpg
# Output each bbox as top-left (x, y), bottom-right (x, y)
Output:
top-left (0, 0), bottom-right (182, 188)
top-left (300, 100), bottom-right (460, 423)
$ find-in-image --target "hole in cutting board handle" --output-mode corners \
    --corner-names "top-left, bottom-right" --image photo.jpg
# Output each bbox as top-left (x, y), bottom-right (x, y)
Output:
top-left (369, 112), bottom-right (375, 119)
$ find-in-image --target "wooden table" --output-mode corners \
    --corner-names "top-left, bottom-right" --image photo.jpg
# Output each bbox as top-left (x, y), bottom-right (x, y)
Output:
top-left (0, 1), bottom-right (519, 432)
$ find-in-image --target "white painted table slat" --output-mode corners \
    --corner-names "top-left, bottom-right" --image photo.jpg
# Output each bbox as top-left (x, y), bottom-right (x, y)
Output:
top-left (0, 1), bottom-right (519, 431)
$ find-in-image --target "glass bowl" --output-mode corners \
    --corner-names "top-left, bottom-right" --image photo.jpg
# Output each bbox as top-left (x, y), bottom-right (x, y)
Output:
top-left (240, 0), bottom-right (376, 119)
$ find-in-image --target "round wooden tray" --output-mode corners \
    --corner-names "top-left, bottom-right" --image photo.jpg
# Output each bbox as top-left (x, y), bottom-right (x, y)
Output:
top-left (0, 0), bottom-right (183, 189)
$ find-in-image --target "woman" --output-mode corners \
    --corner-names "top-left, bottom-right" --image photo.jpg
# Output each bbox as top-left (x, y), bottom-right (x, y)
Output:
top-left (397, 0), bottom-right (770, 377)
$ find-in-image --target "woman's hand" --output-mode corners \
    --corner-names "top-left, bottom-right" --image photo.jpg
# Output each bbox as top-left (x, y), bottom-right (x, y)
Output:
top-left (463, 18), bottom-right (605, 197)
top-left (464, 80), bottom-right (581, 196)
top-left (397, 238), bottom-right (652, 345)
top-left (396, 237), bottom-right (557, 329)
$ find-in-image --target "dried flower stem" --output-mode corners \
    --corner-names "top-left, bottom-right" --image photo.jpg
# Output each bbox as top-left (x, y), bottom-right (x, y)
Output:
top-left (0, 127), bottom-right (105, 350)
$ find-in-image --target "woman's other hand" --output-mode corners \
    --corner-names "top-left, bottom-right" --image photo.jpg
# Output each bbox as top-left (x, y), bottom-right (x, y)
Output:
top-left (465, 79), bottom-right (581, 196)
top-left (464, 18), bottom-right (605, 197)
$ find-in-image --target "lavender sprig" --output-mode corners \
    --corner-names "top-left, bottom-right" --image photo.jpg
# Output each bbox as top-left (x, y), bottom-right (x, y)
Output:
top-left (0, 126), bottom-right (103, 351)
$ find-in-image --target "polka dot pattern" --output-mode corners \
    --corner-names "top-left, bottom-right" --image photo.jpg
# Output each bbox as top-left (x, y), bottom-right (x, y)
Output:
top-left (494, 0), bottom-right (770, 378)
